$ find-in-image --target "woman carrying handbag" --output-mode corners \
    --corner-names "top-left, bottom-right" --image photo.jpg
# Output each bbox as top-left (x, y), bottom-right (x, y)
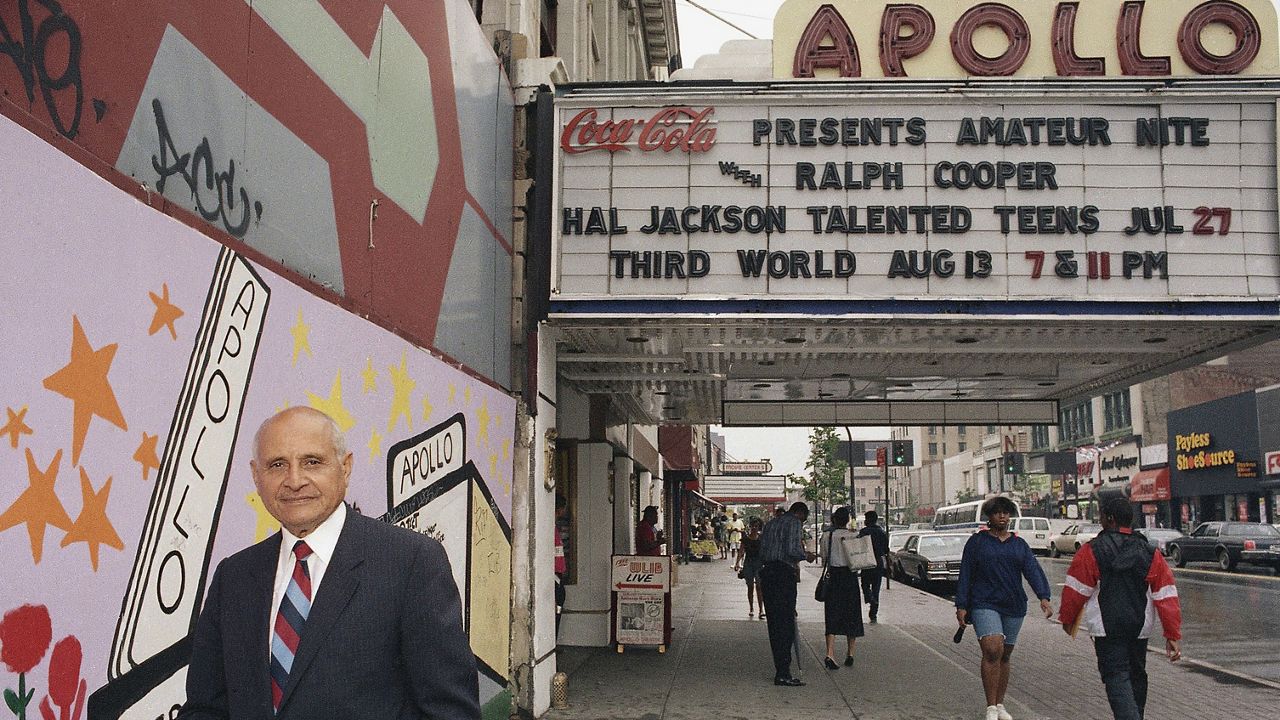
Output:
top-left (818, 506), bottom-right (865, 670)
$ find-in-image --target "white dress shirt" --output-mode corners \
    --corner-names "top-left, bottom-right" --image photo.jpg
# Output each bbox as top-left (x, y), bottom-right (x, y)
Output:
top-left (268, 503), bottom-right (347, 653)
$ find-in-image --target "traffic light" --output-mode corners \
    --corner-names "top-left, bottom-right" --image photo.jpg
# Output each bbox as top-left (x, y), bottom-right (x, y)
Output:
top-left (1003, 452), bottom-right (1024, 475)
top-left (890, 440), bottom-right (912, 466)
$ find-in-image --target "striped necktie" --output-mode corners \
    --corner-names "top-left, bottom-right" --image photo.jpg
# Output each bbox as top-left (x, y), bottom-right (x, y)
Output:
top-left (270, 541), bottom-right (313, 712)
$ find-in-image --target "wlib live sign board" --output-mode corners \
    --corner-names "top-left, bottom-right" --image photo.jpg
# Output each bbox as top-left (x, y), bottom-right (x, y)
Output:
top-left (553, 90), bottom-right (1280, 303)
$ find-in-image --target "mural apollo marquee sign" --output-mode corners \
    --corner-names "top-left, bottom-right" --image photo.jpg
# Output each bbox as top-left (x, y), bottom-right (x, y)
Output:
top-left (553, 0), bottom-right (1280, 305)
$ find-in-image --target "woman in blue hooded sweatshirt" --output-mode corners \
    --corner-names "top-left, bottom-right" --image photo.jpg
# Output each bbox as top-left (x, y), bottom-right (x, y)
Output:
top-left (955, 496), bottom-right (1052, 720)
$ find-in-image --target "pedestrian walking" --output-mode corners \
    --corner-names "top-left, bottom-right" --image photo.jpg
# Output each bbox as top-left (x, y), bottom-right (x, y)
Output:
top-left (857, 510), bottom-right (890, 623)
top-left (1058, 497), bottom-right (1182, 720)
top-left (819, 507), bottom-right (864, 670)
top-left (955, 496), bottom-right (1052, 720)
top-left (734, 517), bottom-right (765, 618)
top-left (758, 501), bottom-right (817, 686)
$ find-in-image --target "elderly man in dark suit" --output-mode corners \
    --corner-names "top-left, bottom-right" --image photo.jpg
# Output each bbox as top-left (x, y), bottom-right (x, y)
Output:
top-left (179, 406), bottom-right (479, 719)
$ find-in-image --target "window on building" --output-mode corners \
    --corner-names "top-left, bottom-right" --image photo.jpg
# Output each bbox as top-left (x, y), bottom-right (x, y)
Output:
top-left (928, 425), bottom-right (937, 436)
top-left (958, 442), bottom-right (967, 452)
top-left (986, 425), bottom-right (997, 433)
top-left (1058, 402), bottom-right (1093, 443)
top-left (1103, 390), bottom-right (1131, 433)
top-left (941, 442), bottom-right (947, 455)
top-left (957, 425), bottom-right (967, 435)
top-left (928, 442), bottom-right (938, 456)
top-left (540, 0), bottom-right (558, 57)
top-left (1031, 425), bottom-right (1050, 450)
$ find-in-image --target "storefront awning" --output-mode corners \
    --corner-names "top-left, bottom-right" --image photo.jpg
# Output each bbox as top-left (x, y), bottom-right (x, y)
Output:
top-left (688, 489), bottom-right (724, 509)
top-left (1130, 468), bottom-right (1171, 502)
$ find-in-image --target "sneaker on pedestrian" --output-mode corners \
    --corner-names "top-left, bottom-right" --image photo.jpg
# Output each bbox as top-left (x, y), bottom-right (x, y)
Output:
top-left (984, 705), bottom-right (999, 720)
top-left (995, 704), bottom-right (1013, 720)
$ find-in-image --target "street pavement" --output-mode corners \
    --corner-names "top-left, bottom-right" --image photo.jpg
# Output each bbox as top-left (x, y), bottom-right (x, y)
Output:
top-left (548, 557), bottom-right (1280, 720)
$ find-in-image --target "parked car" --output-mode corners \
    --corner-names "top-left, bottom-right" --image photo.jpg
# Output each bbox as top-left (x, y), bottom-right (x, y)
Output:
top-left (1136, 528), bottom-right (1183, 556)
top-left (1048, 523), bottom-right (1102, 557)
top-left (1011, 516), bottom-right (1053, 555)
top-left (889, 530), bottom-right (933, 580)
top-left (907, 522), bottom-right (934, 531)
top-left (1167, 521), bottom-right (1280, 571)
top-left (895, 532), bottom-right (971, 590)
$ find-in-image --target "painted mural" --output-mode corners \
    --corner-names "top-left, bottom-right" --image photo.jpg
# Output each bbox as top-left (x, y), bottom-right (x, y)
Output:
top-left (0, 113), bottom-right (517, 718)
top-left (0, 0), bottom-right (514, 384)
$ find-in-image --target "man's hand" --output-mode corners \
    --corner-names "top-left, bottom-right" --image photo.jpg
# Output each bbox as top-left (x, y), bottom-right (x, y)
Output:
top-left (1166, 639), bottom-right (1181, 662)
top-left (955, 608), bottom-right (967, 628)
top-left (1039, 598), bottom-right (1053, 618)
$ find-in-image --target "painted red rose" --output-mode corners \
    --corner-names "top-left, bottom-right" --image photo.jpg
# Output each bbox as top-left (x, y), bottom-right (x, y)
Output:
top-left (0, 605), bottom-right (52, 674)
top-left (46, 636), bottom-right (81, 708)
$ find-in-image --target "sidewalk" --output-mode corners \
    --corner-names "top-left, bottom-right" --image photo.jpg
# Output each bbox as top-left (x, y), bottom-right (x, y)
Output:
top-left (547, 559), bottom-right (1279, 720)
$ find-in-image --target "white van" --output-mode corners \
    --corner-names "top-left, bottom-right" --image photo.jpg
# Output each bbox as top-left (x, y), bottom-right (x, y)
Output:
top-left (1012, 516), bottom-right (1053, 555)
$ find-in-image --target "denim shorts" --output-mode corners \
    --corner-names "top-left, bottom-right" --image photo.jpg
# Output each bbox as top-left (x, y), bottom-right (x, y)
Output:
top-left (969, 608), bottom-right (1025, 646)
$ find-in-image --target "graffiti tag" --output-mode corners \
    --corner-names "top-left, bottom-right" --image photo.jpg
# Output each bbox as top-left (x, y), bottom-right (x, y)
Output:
top-left (150, 99), bottom-right (263, 239)
top-left (0, 0), bottom-right (83, 138)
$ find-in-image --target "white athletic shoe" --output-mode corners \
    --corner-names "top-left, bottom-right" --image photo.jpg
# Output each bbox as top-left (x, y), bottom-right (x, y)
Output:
top-left (984, 706), bottom-right (999, 720)
top-left (996, 704), bottom-right (1013, 720)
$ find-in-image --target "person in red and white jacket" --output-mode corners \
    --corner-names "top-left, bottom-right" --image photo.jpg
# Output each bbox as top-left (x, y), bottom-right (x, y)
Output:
top-left (1058, 497), bottom-right (1182, 720)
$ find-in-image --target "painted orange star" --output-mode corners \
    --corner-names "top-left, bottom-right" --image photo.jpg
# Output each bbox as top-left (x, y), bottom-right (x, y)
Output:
top-left (133, 432), bottom-right (161, 481)
top-left (0, 448), bottom-right (72, 564)
top-left (147, 283), bottom-right (184, 340)
top-left (43, 316), bottom-right (129, 465)
top-left (60, 467), bottom-right (124, 571)
top-left (2, 405), bottom-right (34, 448)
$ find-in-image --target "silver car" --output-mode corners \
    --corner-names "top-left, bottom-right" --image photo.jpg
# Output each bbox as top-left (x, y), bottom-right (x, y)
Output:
top-left (1049, 523), bottom-right (1102, 557)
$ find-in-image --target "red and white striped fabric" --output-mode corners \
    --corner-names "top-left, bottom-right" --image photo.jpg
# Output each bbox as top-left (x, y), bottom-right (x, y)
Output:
top-left (1058, 532), bottom-right (1182, 640)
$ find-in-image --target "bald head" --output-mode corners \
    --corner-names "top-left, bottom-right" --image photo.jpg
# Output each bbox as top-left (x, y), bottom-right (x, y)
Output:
top-left (253, 406), bottom-right (347, 463)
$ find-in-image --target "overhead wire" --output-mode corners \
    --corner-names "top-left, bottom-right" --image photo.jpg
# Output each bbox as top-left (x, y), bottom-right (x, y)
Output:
top-left (678, 0), bottom-right (760, 39)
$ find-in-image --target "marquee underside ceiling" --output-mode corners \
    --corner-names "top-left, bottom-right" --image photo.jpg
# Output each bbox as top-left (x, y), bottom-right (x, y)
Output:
top-left (551, 314), bottom-right (1280, 426)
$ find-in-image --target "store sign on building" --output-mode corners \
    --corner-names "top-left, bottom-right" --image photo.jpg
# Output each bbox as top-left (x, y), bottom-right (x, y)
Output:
top-left (1099, 441), bottom-right (1141, 484)
top-left (1266, 450), bottom-right (1280, 475)
top-left (555, 91), bottom-right (1280, 300)
top-left (772, 0), bottom-right (1280, 80)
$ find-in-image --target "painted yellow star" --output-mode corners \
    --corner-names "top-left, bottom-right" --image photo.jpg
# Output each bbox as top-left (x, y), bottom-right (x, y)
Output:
top-left (2, 406), bottom-right (34, 448)
top-left (476, 399), bottom-right (491, 444)
top-left (132, 432), bottom-right (161, 481)
top-left (246, 491), bottom-right (280, 542)
top-left (387, 352), bottom-right (416, 433)
top-left (361, 357), bottom-right (378, 394)
top-left (447, 383), bottom-right (456, 404)
top-left (290, 310), bottom-right (312, 367)
top-left (489, 452), bottom-right (499, 479)
top-left (0, 449), bottom-right (72, 564)
top-left (276, 399), bottom-right (291, 413)
top-left (43, 316), bottom-right (129, 465)
top-left (60, 467), bottom-right (124, 571)
top-left (464, 385), bottom-right (472, 405)
top-left (367, 428), bottom-right (383, 462)
top-left (147, 283), bottom-right (184, 340)
top-left (501, 439), bottom-right (510, 461)
top-left (421, 394), bottom-right (434, 423)
top-left (306, 371), bottom-right (355, 432)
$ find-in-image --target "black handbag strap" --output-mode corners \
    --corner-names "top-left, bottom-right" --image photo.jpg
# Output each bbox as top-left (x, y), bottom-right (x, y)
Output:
top-left (820, 531), bottom-right (834, 581)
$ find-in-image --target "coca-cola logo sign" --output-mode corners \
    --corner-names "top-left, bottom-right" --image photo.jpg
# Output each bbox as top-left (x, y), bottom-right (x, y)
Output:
top-left (560, 106), bottom-right (717, 154)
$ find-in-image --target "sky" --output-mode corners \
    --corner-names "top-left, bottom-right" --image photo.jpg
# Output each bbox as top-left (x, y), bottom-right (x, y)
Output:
top-left (674, 0), bottom-right (786, 67)
top-left (712, 426), bottom-right (892, 477)
top-left (674, 1), bottom-right (885, 478)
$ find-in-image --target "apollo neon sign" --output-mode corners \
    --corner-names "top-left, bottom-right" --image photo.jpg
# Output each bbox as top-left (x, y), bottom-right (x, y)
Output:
top-left (783, 0), bottom-right (1276, 78)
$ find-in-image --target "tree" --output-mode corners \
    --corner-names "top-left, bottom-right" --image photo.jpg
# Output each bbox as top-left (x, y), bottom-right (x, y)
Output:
top-left (954, 487), bottom-right (982, 504)
top-left (802, 427), bottom-right (850, 506)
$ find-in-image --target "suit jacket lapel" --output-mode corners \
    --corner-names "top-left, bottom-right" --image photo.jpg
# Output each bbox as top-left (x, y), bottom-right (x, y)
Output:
top-left (278, 511), bottom-right (364, 713)
top-left (236, 534), bottom-right (278, 715)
